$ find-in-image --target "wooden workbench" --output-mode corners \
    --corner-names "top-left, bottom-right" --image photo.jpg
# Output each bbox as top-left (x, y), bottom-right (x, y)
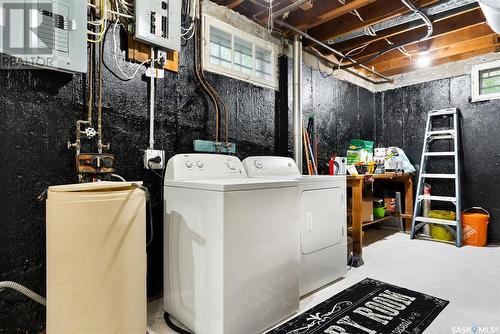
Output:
top-left (347, 173), bottom-right (414, 267)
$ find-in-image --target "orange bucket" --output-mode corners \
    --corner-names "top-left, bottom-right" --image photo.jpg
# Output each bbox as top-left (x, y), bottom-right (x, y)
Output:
top-left (462, 207), bottom-right (490, 247)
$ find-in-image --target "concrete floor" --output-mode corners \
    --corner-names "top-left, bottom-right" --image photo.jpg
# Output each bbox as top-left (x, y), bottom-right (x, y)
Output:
top-left (148, 229), bottom-right (500, 334)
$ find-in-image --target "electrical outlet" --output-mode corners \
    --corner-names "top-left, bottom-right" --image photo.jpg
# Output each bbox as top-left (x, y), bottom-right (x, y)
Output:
top-left (157, 50), bottom-right (168, 66)
top-left (146, 67), bottom-right (165, 78)
top-left (144, 149), bottom-right (165, 169)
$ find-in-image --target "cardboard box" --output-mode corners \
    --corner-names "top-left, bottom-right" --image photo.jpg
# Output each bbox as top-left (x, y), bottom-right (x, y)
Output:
top-left (362, 198), bottom-right (374, 223)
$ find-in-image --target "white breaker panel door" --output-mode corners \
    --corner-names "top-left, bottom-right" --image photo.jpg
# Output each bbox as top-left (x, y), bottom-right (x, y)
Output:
top-left (301, 188), bottom-right (344, 254)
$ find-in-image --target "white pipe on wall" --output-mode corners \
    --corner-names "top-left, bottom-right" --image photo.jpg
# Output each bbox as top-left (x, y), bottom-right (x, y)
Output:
top-left (149, 47), bottom-right (155, 150)
top-left (293, 35), bottom-right (303, 173)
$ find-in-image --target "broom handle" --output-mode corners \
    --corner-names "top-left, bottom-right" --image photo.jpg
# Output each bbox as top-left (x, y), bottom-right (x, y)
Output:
top-left (305, 131), bottom-right (318, 175)
top-left (303, 126), bottom-right (312, 175)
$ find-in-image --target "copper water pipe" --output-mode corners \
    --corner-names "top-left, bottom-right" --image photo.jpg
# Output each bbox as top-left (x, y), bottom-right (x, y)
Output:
top-left (97, 37), bottom-right (109, 152)
top-left (196, 1), bottom-right (229, 143)
top-left (193, 17), bottom-right (220, 142)
top-left (68, 27), bottom-right (95, 153)
top-left (87, 42), bottom-right (93, 124)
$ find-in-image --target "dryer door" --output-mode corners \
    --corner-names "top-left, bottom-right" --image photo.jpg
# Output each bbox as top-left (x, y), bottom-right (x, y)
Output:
top-left (301, 188), bottom-right (343, 255)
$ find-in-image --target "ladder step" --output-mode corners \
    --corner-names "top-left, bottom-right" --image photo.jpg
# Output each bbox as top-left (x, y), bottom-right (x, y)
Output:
top-left (429, 109), bottom-right (457, 116)
top-left (428, 135), bottom-right (454, 141)
top-left (424, 152), bottom-right (456, 156)
top-left (417, 195), bottom-right (457, 203)
top-left (420, 173), bottom-right (456, 179)
top-left (414, 216), bottom-right (458, 227)
top-left (427, 130), bottom-right (455, 136)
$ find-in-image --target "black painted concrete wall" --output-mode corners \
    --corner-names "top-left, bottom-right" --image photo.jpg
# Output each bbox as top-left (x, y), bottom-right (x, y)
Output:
top-left (0, 27), bottom-right (373, 330)
top-left (375, 75), bottom-right (500, 243)
top-left (290, 60), bottom-right (376, 174)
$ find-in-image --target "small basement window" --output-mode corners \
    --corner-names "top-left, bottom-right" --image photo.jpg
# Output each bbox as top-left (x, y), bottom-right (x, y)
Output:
top-left (471, 60), bottom-right (500, 102)
top-left (202, 15), bottom-right (279, 90)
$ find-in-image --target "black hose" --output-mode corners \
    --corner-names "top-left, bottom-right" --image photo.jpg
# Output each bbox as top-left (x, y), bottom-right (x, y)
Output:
top-left (164, 312), bottom-right (193, 334)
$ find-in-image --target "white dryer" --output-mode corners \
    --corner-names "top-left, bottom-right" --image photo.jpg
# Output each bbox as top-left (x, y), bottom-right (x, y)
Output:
top-left (242, 156), bottom-right (347, 296)
top-left (163, 154), bottom-right (300, 334)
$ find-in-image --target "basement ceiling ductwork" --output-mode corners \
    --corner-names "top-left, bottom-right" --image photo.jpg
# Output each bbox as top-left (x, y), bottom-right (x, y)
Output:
top-left (478, 0), bottom-right (500, 33)
top-left (329, 0), bottom-right (480, 45)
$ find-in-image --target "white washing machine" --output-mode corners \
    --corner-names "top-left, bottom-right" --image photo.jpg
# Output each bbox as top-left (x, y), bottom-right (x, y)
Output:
top-left (163, 154), bottom-right (300, 334)
top-left (242, 156), bottom-right (347, 296)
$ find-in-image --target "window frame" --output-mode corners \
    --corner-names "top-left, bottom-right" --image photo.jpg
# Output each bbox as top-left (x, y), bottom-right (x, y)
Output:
top-left (202, 14), bottom-right (279, 90)
top-left (471, 60), bottom-right (500, 102)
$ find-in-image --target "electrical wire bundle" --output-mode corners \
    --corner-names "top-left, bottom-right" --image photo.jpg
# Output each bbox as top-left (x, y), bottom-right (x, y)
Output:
top-left (338, 0), bottom-right (364, 21)
top-left (87, 0), bottom-right (151, 81)
top-left (337, 0), bottom-right (412, 63)
top-left (267, 0), bottom-right (274, 33)
top-left (87, 0), bottom-right (133, 43)
top-left (181, 0), bottom-right (198, 44)
top-left (318, 0), bottom-right (432, 75)
top-left (87, 0), bottom-right (107, 43)
top-left (114, 0), bottom-right (134, 22)
top-left (111, 20), bottom-right (161, 80)
top-left (340, 0), bottom-right (433, 69)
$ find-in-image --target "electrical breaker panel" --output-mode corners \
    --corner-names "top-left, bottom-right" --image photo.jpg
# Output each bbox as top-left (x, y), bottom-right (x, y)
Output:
top-left (0, 0), bottom-right (87, 73)
top-left (134, 0), bottom-right (181, 51)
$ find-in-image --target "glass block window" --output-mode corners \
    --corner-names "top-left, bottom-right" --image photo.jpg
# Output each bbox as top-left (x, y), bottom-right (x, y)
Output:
top-left (209, 26), bottom-right (232, 69)
top-left (255, 46), bottom-right (273, 81)
top-left (203, 15), bottom-right (278, 90)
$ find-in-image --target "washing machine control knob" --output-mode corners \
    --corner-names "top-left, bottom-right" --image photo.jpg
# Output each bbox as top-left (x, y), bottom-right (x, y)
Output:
top-left (226, 160), bottom-right (236, 170)
top-left (185, 160), bottom-right (193, 168)
top-left (254, 160), bottom-right (263, 169)
top-left (196, 161), bottom-right (204, 168)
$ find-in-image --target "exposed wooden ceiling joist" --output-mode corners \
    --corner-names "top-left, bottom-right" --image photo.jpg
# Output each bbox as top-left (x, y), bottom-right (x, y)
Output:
top-left (378, 44), bottom-right (500, 76)
top-left (282, 0), bottom-right (375, 32)
top-left (357, 23), bottom-right (494, 67)
top-left (254, 0), bottom-right (301, 21)
top-left (304, 0), bottom-right (440, 46)
top-left (339, 7), bottom-right (486, 65)
top-left (333, 6), bottom-right (484, 55)
top-left (212, 0), bottom-right (496, 78)
top-left (372, 34), bottom-right (500, 76)
top-left (226, 0), bottom-right (245, 9)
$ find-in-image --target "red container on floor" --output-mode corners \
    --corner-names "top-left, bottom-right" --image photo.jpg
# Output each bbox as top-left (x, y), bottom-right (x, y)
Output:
top-left (462, 207), bottom-right (490, 247)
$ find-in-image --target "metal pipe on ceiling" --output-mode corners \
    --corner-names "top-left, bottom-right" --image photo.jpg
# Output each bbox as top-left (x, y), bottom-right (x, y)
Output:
top-left (340, 0), bottom-right (434, 70)
top-left (271, 0), bottom-right (311, 19)
top-left (329, 0), bottom-right (478, 45)
top-left (253, 0), bottom-right (291, 19)
top-left (275, 20), bottom-right (394, 83)
top-left (309, 47), bottom-right (393, 84)
top-left (293, 34), bottom-right (303, 172)
top-left (254, 0), bottom-right (311, 20)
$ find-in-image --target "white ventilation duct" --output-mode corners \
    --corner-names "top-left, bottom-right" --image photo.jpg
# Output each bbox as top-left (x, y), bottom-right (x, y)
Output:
top-left (479, 0), bottom-right (500, 34)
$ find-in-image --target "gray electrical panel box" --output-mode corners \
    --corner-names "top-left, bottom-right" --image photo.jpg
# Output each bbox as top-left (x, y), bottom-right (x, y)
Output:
top-left (134, 0), bottom-right (182, 51)
top-left (0, 0), bottom-right (87, 73)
